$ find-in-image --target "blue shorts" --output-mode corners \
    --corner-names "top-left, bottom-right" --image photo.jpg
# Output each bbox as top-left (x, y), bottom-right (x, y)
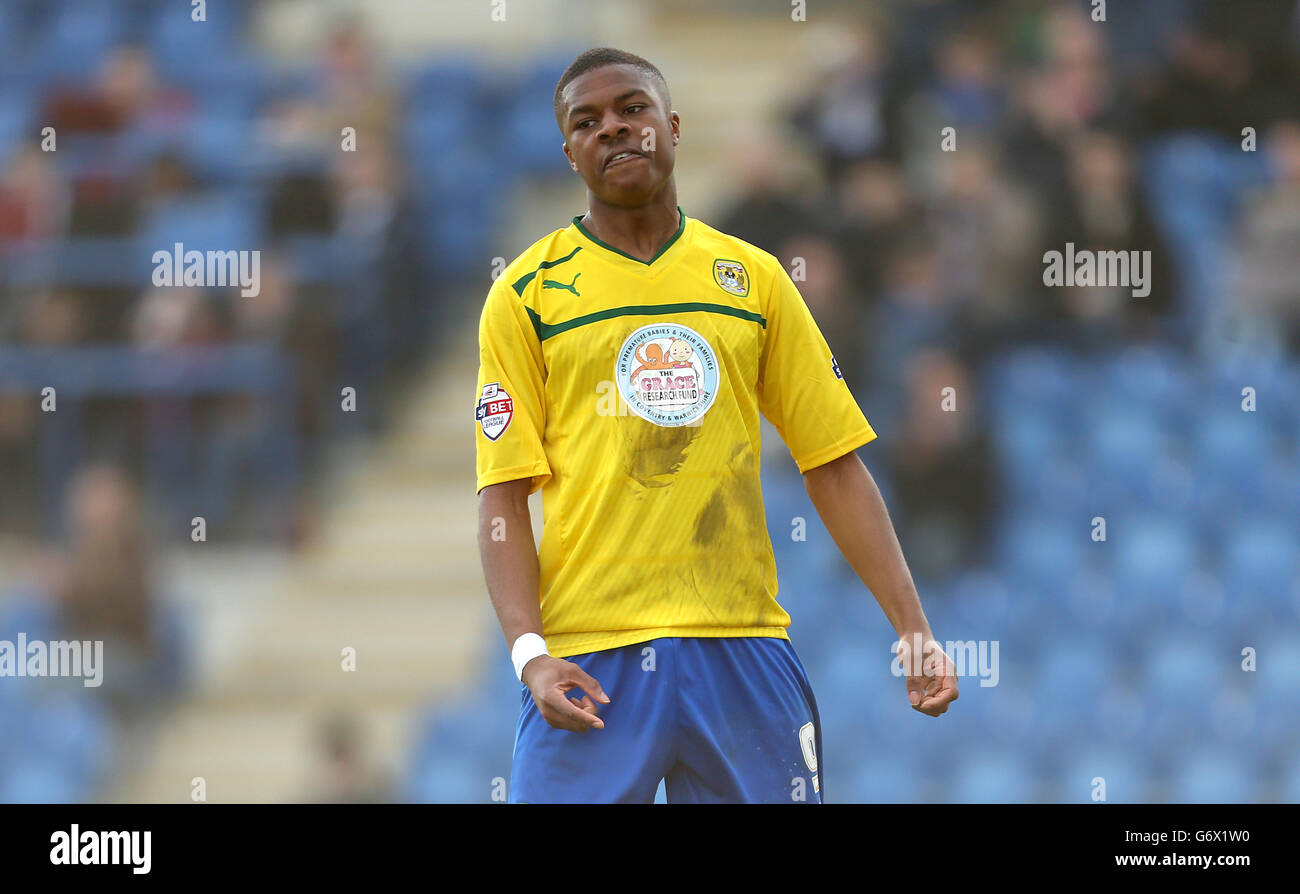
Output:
top-left (510, 636), bottom-right (823, 804)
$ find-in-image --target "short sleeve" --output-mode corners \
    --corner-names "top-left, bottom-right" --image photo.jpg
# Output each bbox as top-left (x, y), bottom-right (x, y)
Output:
top-left (475, 277), bottom-right (551, 494)
top-left (757, 261), bottom-right (877, 472)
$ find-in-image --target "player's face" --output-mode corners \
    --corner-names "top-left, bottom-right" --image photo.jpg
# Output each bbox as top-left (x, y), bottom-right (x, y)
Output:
top-left (560, 64), bottom-right (679, 207)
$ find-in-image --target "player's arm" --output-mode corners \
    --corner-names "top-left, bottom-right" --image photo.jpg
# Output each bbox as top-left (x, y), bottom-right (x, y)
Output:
top-left (801, 452), bottom-right (958, 716)
top-left (476, 479), bottom-right (608, 733)
top-left (756, 258), bottom-right (956, 717)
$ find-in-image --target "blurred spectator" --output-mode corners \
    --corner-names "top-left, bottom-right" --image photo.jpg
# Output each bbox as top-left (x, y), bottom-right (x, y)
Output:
top-left (790, 19), bottom-right (892, 184)
top-left (130, 286), bottom-right (218, 349)
top-left (864, 234), bottom-right (960, 433)
top-left (714, 129), bottom-right (823, 258)
top-left (0, 144), bottom-right (69, 244)
top-left (18, 288), bottom-right (89, 346)
top-left (882, 348), bottom-right (996, 586)
top-left (830, 158), bottom-right (916, 304)
top-left (0, 391), bottom-right (40, 537)
top-left (932, 139), bottom-right (1039, 326)
top-left (1003, 5), bottom-right (1123, 205)
top-left (301, 713), bottom-right (395, 803)
top-left (46, 463), bottom-right (190, 724)
top-left (1141, 1), bottom-right (1300, 140)
top-left (1032, 129), bottom-right (1174, 344)
top-left (137, 150), bottom-right (199, 218)
top-left (315, 18), bottom-right (400, 148)
top-left (1234, 120), bottom-right (1300, 355)
top-left (898, 25), bottom-right (1006, 161)
top-left (332, 137), bottom-right (429, 388)
top-left (42, 45), bottom-right (191, 140)
top-left (782, 233), bottom-right (869, 395)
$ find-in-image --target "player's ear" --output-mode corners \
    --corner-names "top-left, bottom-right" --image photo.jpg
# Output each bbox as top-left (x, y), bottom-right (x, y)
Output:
top-left (561, 141), bottom-right (578, 173)
top-left (669, 111), bottom-right (680, 144)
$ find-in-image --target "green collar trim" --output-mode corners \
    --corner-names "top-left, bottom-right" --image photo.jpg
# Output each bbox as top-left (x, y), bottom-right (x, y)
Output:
top-left (571, 206), bottom-right (686, 266)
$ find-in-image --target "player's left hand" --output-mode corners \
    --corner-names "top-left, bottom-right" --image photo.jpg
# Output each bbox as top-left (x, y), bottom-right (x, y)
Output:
top-left (897, 634), bottom-right (959, 717)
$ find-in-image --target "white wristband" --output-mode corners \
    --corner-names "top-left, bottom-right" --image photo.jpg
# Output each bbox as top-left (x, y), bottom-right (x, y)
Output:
top-left (512, 632), bottom-right (549, 681)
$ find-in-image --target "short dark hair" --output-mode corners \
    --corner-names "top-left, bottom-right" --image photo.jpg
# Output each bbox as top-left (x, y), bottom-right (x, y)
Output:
top-left (553, 47), bottom-right (671, 132)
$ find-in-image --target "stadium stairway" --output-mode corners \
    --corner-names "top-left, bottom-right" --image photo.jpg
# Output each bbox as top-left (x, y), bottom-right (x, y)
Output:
top-left (108, 309), bottom-right (498, 803)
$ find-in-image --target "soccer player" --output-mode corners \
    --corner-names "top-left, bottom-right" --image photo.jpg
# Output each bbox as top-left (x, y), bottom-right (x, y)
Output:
top-left (476, 47), bottom-right (957, 804)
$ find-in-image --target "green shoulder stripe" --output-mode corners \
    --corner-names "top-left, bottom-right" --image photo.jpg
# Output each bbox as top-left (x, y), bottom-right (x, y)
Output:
top-left (511, 246), bottom-right (583, 296)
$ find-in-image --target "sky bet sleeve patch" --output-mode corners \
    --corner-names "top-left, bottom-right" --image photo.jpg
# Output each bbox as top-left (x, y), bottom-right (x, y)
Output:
top-left (476, 382), bottom-right (514, 441)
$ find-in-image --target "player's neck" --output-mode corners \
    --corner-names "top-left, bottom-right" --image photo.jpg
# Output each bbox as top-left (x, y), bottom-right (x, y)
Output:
top-left (580, 192), bottom-right (681, 264)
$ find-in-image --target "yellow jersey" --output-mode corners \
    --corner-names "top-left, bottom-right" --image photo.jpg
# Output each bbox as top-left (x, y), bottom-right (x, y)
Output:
top-left (475, 207), bottom-right (876, 657)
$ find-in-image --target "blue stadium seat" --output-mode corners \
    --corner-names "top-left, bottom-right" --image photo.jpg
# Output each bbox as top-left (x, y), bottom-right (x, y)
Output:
top-left (0, 91), bottom-right (34, 164)
top-left (405, 59), bottom-right (484, 106)
top-left (181, 112), bottom-right (262, 182)
top-left (1221, 519), bottom-right (1299, 616)
top-left (0, 757), bottom-right (86, 803)
top-left (1259, 460), bottom-right (1300, 521)
top-left (948, 747), bottom-right (1037, 803)
top-left (994, 413), bottom-right (1084, 510)
top-left (139, 192), bottom-right (264, 268)
top-left (0, 5), bottom-right (22, 57)
top-left (501, 55), bottom-right (579, 177)
top-left (995, 514), bottom-right (1084, 603)
top-left (1073, 680), bottom-right (1142, 751)
top-left (946, 569), bottom-right (1036, 643)
top-left (284, 235), bottom-right (347, 284)
top-left (1083, 411), bottom-right (1171, 509)
top-left (0, 595), bottom-right (57, 641)
top-left (405, 752), bottom-right (497, 804)
top-left (1204, 358), bottom-right (1299, 436)
top-left (814, 642), bottom-right (882, 717)
top-left (1056, 745), bottom-right (1149, 803)
top-left (1035, 639), bottom-right (1110, 724)
top-left (146, 0), bottom-right (245, 60)
top-left (1140, 635), bottom-right (1222, 704)
top-left (994, 409), bottom-right (1069, 467)
top-left (1255, 635), bottom-right (1300, 695)
top-left (404, 107), bottom-right (479, 182)
top-left (405, 675), bottom-right (519, 805)
top-left (17, 694), bottom-right (115, 791)
top-left (844, 747), bottom-right (927, 802)
top-left (1249, 635), bottom-right (1300, 751)
top-left (506, 122), bottom-right (564, 173)
top-left (1282, 755), bottom-right (1300, 803)
top-left (1058, 564), bottom-right (1127, 637)
top-left (1111, 515), bottom-right (1197, 623)
top-left (1096, 345), bottom-right (1193, 432)
top-left (1192, 411), bottom-right (1274, 509)
top-left (30, 2), bottom-right (124, 83)
top-left (179, 57), bottom-right (267, 119)
top-left (1169, 748), bottom-right (1259, 803)
top-left (982, 348), bottom-right (1084, 432)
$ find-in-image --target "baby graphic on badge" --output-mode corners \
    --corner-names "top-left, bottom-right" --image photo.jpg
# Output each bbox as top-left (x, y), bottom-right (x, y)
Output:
top-left (666, 338), bottom-right (693, 368)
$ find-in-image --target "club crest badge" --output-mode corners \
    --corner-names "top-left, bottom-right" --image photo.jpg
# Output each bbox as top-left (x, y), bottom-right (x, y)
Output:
top-left (476, 382), bottom-right (513, 440)
top-left (713, 259), bottom-right (749, 296)
top-left (614, 323), bottom-right (720, 427)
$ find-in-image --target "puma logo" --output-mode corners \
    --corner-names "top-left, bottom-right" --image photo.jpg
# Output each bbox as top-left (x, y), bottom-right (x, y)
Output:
top-left (542, 272), bottom-right (581, 295)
